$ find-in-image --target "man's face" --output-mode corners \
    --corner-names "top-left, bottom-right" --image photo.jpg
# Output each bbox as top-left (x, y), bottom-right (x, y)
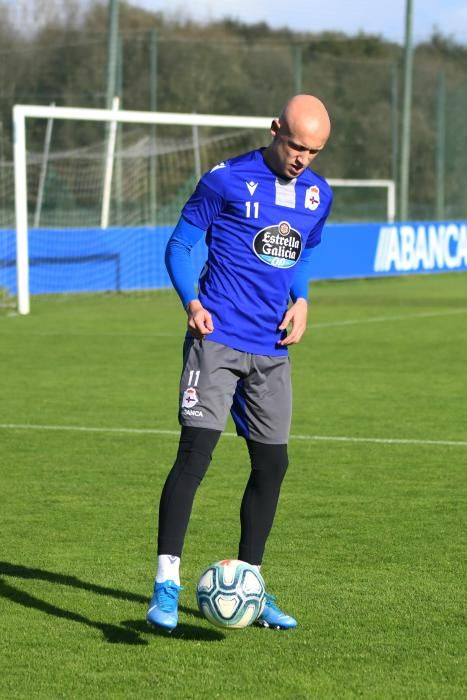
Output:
top-left (269, 120), bottom-right (326, 179)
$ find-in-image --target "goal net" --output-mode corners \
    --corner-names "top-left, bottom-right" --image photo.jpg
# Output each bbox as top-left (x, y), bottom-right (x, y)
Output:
top-left (0, 156), bottom-right (16, 310)
top-left (9, 104), bottom-right (395, 314)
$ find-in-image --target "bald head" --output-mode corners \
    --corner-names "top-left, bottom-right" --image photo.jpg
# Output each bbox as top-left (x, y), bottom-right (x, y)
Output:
top-left (263, 94), bottom-right (331, 179)
top-left (279, 94), bottom-right (331, 145)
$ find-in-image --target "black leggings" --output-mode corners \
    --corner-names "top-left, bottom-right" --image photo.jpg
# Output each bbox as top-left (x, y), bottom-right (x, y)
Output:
top-left (157, 426), bottom-right (289, 565)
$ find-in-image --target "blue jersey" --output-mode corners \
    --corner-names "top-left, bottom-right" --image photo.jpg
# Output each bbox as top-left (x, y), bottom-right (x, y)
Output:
top-left (182, 149), bottom-right (333, 356)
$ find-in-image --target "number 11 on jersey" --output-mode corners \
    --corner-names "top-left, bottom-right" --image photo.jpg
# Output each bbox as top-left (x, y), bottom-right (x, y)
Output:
top-left (245, 201), bottom-right (259, 219)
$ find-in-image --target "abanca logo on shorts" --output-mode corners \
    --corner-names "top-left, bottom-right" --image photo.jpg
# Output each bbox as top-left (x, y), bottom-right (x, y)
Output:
top-left (253, 221), bottom-right (302, 268)
top-left (183, 408), bottom-right (203, 417)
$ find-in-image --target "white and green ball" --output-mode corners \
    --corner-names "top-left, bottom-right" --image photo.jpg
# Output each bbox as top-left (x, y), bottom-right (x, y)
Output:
top-left (196, 559), bottom-right (266, 629)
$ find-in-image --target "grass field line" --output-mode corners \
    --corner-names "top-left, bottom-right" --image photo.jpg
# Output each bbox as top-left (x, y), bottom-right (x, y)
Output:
top-left (1, 422), bottom-right (466, 447)
top-left (2, 307), bottom-right (467, 335)
top-left (311, 307), bottom-right (467, 329)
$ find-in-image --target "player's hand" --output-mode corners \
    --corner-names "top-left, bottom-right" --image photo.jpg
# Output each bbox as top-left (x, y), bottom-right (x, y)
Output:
top-left (278, 298), bottom-right (308, 346)
top-left (186, 299), bottom-right (214, 340)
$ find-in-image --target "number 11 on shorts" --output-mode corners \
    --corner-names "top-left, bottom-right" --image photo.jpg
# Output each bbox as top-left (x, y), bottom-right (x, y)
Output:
top-left (188, 370), bottom-right (200, 387)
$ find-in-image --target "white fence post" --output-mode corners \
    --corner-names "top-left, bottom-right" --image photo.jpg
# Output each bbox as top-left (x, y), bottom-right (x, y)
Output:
top-left (13, 105), bottom-right (30, 315)
top-left (101, 96), bottom-right (120, 229)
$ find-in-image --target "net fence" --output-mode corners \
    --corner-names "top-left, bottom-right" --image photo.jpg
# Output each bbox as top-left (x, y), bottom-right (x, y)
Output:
top-left (1, 26), bottom-right (466, 308)
top-left (1, 117), bottom-right (395, 303)
top-left (1, 120), bottom-right (394, 229)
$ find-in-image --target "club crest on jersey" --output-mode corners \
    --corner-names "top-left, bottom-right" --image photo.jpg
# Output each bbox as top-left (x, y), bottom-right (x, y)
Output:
top-left (253, 221), bottom-right (302, 269)
top-left (182, 387), bottom-right (199, 408)
top-left (305, 185), bottom-right (320, 210)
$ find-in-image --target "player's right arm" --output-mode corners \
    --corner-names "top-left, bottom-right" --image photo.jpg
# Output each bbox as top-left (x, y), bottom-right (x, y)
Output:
top-left (186, 299), bottom-right (214, 339)
top-left (165, 216), bottom-right (214, 339)
top-left (165, 164), bottom-right (227, 339)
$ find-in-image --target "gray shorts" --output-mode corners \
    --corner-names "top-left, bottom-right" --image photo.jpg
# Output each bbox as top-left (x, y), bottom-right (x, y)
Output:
top-left (178, 337), bottom-right (292, 445)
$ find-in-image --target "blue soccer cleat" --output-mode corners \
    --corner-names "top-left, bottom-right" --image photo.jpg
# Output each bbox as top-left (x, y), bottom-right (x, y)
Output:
top-left (146, 580), bottom-right (183, 631)
top-left (257, 593), bottom-right (298, 630)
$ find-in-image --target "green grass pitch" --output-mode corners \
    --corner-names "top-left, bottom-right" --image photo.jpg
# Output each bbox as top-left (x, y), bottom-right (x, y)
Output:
top-left (1, 273), bottom-right (466, 699)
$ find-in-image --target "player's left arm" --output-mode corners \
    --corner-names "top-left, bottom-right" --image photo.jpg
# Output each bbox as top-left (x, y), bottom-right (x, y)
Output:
top-left (278, 192), bottom-right (333, 346)
top-left (278, 248), bottom-right (312, 346)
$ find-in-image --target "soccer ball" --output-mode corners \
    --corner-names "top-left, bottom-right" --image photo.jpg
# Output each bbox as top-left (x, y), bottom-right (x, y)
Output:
top-left (196, 559), bottom-right (266, 629)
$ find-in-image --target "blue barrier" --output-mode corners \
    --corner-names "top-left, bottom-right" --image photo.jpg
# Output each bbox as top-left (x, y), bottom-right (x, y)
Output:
top-left (1, 221), bottom-right (466, 295)
top-left (0, 226), bottom-right (207, 294)
top-left (311, 221), bottom-right (467, 279)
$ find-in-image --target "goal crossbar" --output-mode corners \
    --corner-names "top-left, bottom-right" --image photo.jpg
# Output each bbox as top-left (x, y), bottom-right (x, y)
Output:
top-left (14, 104), bottom-right (272, 129)
top-left (12, 104), bottom-right (396, 315)
top-left (327, 178), bottom-right (396, 226)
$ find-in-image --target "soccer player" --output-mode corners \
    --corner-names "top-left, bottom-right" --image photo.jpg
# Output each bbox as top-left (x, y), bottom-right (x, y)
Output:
top-left (147, 94), bottom-right (333, 631)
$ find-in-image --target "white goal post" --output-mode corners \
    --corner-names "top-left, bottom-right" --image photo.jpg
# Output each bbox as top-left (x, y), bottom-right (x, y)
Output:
top-left (13, 103), bottom-right (396, 315)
